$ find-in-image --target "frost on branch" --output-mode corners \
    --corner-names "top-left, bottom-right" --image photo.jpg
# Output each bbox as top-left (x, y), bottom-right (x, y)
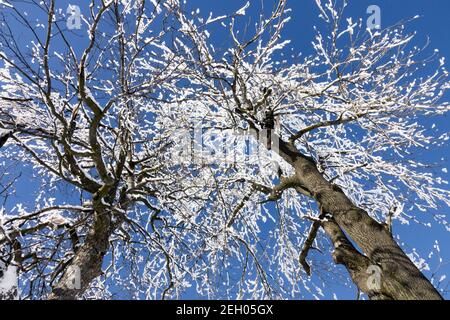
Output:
top-left (0, 0), bottom-right (448, 299)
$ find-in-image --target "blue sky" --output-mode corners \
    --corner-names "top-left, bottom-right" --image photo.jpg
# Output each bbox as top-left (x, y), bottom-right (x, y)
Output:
top-left (1, 0), bottom-right (449, 299)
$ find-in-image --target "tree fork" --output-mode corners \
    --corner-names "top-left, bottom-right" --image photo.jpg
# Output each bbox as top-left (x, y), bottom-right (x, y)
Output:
top-left (47, 208), bottom-right (112, 300)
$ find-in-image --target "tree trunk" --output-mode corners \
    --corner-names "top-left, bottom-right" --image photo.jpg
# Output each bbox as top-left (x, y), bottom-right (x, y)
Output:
top-left (48, 205), bottom-right (112, 300)
top-left (273, 135), bottom-right (442, 300)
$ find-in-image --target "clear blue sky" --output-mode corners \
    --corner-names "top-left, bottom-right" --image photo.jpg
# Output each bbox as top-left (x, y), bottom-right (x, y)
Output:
top-left (2, 0), bottom-right (449, 299)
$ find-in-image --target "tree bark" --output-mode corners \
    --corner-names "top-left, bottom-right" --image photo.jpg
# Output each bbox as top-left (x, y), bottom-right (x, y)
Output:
top-left (48, 204), bottom-right (112, 300)
top-left (0, 264), bottom-right (18, 300)
top-left (273, 134), bottom-right (442, 300)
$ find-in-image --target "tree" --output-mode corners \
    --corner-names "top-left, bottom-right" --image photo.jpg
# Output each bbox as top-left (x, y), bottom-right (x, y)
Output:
top-left (0, 0), bottom-right (448, 300)
top-left (0, 0), bottom-right (201, 299)
top-left (0, 161), bottom-right (20, 299)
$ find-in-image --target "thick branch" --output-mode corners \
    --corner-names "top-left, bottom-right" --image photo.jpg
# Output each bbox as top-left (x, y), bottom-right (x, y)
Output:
top-left (271, 133), bottom-right (442, 300)
top-left (47, 204), bottom-right (111, 300)
top-left (298, 220), bottom-right (320, 276)
top-left (289, 113), bottom-right (365, 143)
top-left (321, 218), bottom-right (392, 300)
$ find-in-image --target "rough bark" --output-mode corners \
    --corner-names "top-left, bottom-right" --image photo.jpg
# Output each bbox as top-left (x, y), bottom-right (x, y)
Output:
top-left (48, 203), bottom-right (112, 300)
top-left (273, 134), bottom-right (442, 300)
top-left (321, 219), bottom-right (392, 300)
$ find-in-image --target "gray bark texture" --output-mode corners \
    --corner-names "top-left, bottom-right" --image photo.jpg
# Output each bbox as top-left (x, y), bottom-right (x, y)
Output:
top-left (47, 207), bottom-right (111, 300)
top-left (273, 134), bottom-right (442, 300)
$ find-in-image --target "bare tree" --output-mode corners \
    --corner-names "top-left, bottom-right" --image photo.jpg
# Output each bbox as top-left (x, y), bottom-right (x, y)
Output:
top-left (0, 0), bottom-right (205, 299)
